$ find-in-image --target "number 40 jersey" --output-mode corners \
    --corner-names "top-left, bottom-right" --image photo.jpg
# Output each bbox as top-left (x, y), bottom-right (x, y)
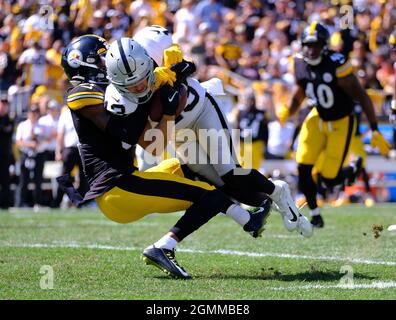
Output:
top-left (294, 50), bottom-right (355, 121)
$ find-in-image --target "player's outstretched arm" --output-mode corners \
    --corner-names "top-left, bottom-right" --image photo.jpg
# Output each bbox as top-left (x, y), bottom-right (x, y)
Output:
top-left (78, 104), bottom-right (146, 146)
top-left (277, 84), bottom-right (305, 125)
top-left (338, 73), bottom-right (391, 156)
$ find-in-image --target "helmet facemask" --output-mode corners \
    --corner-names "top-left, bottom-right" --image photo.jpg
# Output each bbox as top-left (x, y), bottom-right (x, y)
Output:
top-left (114, 58), bottom-right (155, 104)
top-left (106, 38), bottom-right (156, 104)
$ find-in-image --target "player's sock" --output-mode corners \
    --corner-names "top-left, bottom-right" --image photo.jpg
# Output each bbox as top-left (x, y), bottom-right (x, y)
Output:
top-left (298, 164), bottom-right (318, 209)
top-left (154, 234), bottom-right (178, 251)
top-left (169, 190), bottom-right (233, 241)
top-left (310, 207), bottom-right (321, 217)
top-left (225, 204), bottom-right (250, 226)
top-left (361, 168), bottom-right (370, 192)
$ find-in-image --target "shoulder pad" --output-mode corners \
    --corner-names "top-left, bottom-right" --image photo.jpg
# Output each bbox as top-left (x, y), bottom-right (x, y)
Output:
top-left (67, 83), bottom-right (105, 110)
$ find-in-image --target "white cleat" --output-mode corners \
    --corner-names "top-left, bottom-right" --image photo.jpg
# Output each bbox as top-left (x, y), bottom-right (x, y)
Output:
top-left (269, 180), bottom-right (299, 232)
top-left (296, 213), bottom-right (313, 238)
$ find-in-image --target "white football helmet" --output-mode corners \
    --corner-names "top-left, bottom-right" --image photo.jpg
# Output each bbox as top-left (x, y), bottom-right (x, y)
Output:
top-left (133, 25), bottom-right (173, 67)
top-left (106, 38), bottom-right (155, 103)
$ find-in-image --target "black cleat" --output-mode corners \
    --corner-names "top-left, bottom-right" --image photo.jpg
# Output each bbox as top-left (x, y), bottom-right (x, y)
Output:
top-left (243, 198), bottom-right (272, 238)
top-left (142, 245), bottom-right (191, 279)
top-left (311, 214), bottom-right (324, 228)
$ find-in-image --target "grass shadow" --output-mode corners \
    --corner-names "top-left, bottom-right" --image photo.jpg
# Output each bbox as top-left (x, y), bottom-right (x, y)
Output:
top-left (190, 269), bottom-right (378, 282)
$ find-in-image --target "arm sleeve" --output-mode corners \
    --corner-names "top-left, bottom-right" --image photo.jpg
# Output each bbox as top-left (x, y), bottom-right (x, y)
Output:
top-left (66, 84), bottom-right (105, 110)
top-left (105, 113), bottom-right (146, 146)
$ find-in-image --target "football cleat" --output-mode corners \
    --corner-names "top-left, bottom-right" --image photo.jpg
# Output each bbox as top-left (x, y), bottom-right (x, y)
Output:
top-left (243, 198), bottom-right (272, 238)
top-left (311, 214), bottom-right (325, 228)
top-left (142, 245), bottom-right (191, 279)
top-left (296, 213), bottom-right (314, 237)
top-left (269, 180), bottom-right (300, 231)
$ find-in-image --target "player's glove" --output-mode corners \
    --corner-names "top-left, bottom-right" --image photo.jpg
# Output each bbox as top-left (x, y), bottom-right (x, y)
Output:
top-left (370, 130), bottom-right (391, 156)
top-left (154, 67), bottom-right (176, 90)
top-left (163, 44), bottom-right (183, 68)
top-left (161, 85), bottom-right (180, 116)
top-left (276, 104), bottom-right (290, 126)
top-left (171, 60), bottom-right (196, 83)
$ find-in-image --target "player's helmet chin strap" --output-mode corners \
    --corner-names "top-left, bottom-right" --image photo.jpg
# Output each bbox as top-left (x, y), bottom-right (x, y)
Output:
top-left (110, 57), bottom-right (155, 104)
top-left (303, 44), bottom-right (327, 66)
top-left (304, 55), bottom-right (322, 66)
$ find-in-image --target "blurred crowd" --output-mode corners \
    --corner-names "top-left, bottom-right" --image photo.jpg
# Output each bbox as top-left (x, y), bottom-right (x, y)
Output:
top-left (0, 0), bottom-right (396, 209)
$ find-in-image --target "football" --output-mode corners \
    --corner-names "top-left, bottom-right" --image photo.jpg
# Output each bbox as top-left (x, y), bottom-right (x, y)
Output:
top-left (148, 83), bottom-right (188, 122)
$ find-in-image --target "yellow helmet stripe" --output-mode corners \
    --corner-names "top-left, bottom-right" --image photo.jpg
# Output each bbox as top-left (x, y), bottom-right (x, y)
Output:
top-left (309, 21), bottom-right (318, 36)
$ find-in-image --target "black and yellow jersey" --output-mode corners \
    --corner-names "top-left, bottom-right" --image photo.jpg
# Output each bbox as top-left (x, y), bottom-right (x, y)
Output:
top-left (294, 50), bottom-right (355, 121)
top-left (238, 109), bottom-right (268, 143)
top-left (66, 83), bottom-right (145, 200)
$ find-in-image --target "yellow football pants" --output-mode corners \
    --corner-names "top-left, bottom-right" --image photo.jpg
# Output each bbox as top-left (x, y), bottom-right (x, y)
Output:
top-left (346, 134), bottom-right (367, 168)
top-left (96, 158), bottom-right (215, 224)
top-left (296, 108), bottom-right (356, 179)
top-left (238, 140), bottom-right (264, 170)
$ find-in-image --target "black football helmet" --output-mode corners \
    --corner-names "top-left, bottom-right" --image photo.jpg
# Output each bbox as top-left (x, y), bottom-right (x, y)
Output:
top-left (389, 28), bottom-right (396, 50)
top-left (300, 21), bottom-right (330, 66)
top-left (61, 35), bottom-right (109, 86)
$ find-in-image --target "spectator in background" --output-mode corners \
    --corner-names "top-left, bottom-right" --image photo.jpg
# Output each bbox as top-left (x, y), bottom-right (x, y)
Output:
top-left (38, 99), bottom-right (60, 162)
top-left (105, 9), bottom-right (128, 40)
top-left (46, 39), bottom-right (64, 90)
top-left (173, 0), bottom-right (198, 44)
top-left (15, 105), bottom-right (45, 208)
top-left (237, 92), bottom-right (268, 170)
top-left (0, 40), bottom-right (17, 92)
top-left (88, 10), bottom-right (106, 38)
top-left (195, 0), bottom-right (224, 33)
top-left (266, 118), bottom-right (295, 160)
top-left (53, 107), bottom-right (88, 208)
top-left (0, 95), bottom-right (14, 210)
top-left (53, 14), bottom-right (75, 45)
top-left (112, 0), bottom-right (133, 33)
top-left (215, 28), bottom-right (242, 72)
top-left (130, 0), bottom-right (155, 24)
top-left (17, 40), bottom-right (47, 89)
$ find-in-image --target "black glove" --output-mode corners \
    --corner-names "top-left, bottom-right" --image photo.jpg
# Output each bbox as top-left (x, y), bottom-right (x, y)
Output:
top-left (171, 60), bottom-right (196, 84)
top-left (160, 84), bottom-right (180, 116)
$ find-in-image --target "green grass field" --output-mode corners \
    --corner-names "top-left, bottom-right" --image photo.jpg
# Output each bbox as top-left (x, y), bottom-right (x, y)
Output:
top-left (1, 204), bottom-right (396, 300)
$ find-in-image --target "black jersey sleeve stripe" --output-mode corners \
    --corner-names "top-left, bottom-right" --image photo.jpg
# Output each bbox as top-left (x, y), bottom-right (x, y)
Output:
top-left (116, 174), bottom-right (205, 202)
top-left (118, 39), bottom-right (133, 76)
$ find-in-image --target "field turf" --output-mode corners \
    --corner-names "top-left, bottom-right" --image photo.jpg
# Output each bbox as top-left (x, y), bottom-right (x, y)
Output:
top-left (0, 204), bottom-right (396, 300)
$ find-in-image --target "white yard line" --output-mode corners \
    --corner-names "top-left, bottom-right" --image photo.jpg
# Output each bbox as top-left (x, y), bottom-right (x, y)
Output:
top-left (267, 281), bottom-right (396, 291)
top-left (1, 242), bottom-right (396, 266)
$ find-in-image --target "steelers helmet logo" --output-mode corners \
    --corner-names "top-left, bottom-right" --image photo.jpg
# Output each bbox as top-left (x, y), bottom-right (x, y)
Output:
top-left (323, 72), bottom-right (333, 83)
top-left (67, 49), bottom-right (83, 68)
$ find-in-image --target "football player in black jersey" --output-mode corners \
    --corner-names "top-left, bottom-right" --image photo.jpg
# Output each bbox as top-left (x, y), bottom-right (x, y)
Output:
top-left (59, 35), bottom-right (270, 279)
top-left (278, 22), bottom-right (391, 228)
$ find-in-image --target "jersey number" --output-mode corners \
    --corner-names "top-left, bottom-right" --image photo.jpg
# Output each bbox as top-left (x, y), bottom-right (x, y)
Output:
top-left (306, 82), bottom-right (334, 109)
top-left (104, 101), bottom-right (126, 116)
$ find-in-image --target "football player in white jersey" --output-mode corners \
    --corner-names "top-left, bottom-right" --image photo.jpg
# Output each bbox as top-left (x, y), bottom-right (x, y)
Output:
top-left (104, 26), bottom-right (313, 238)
